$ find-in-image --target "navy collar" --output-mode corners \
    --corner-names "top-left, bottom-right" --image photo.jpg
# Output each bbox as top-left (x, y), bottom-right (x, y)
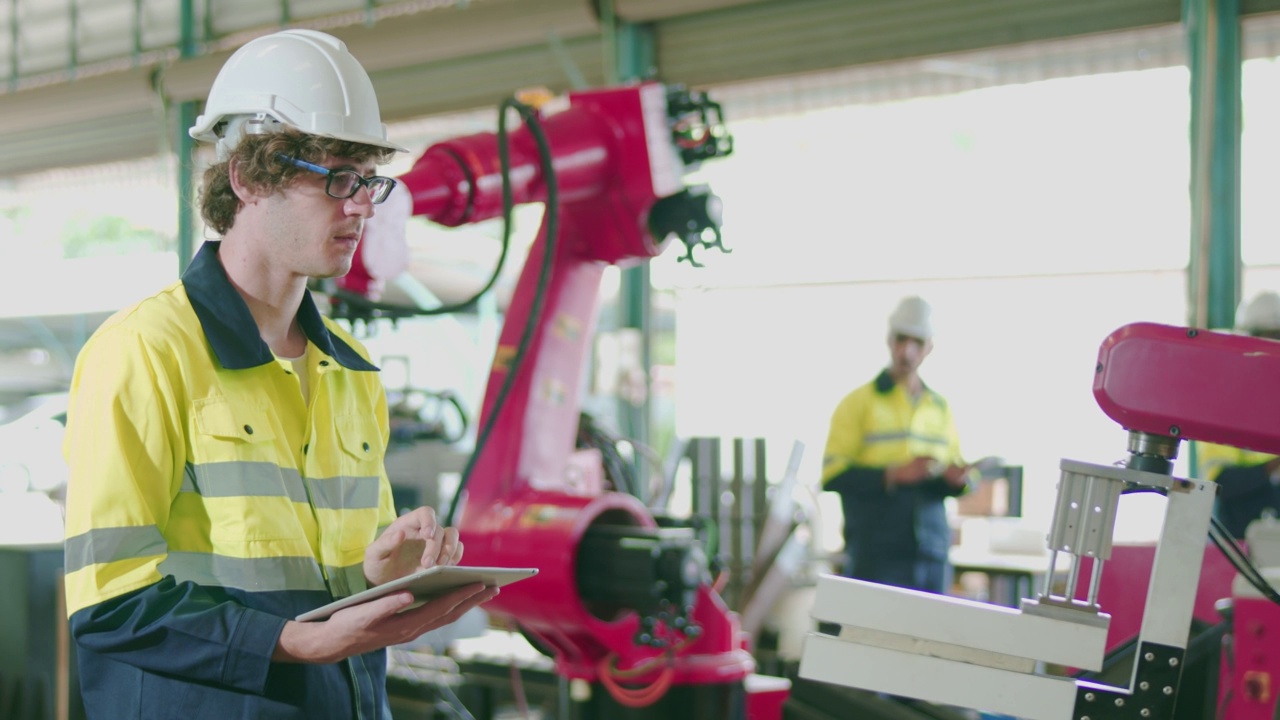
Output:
top-left (874, 369), bottom-right (930, 394)
top-left (874, 369), bottom-right (896, 394)
top-left (181, 241), bottom-right (378, 372)
top-left (874, 369), bottom-right (942, 406)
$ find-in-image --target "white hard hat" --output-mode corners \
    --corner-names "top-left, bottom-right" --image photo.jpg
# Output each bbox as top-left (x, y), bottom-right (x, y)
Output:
top-left (1237, 291), bottom-right (1280, 335)
top-left (189, 29), bottom-right (406, 159)
top-left (888, 296), bottom-right (934, 341)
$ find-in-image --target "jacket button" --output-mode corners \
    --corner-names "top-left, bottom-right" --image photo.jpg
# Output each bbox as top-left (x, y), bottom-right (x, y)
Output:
top-left (244, 425), bottom-right (253, 435)
top-left (362, 442), bottom-right (370, 452)
top-left (303, 443), bottom-right (309, 455)
top-left (319, 360), bottom-right (330, 367)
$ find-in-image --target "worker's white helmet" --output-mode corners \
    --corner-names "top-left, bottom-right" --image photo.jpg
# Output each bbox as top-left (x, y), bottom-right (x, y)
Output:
top-left (189, 29), bottom-right (406, 159)
top-left (1237, 291), bottom-right (1280, 335)
top-left (888, 296), bottom-right (934, 341)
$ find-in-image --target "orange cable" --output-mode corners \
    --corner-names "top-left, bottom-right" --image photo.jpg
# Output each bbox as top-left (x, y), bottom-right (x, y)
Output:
top-left (597, 653), bottom-right (675, 708)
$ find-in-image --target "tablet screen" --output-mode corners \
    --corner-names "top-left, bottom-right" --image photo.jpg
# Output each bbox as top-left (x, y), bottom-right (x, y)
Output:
top-left (296, 565), bottom-right (538, 622)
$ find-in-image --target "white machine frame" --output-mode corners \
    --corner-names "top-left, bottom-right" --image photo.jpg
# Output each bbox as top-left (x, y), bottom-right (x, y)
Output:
top-left (800, 456), bottom-right (1217, 720)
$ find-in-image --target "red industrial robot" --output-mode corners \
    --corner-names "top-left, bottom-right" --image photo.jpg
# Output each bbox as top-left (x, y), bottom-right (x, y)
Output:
top-left (340, 82), bottom-right (775, 718)
top-left (799, 322), bottom-right (1280, 719)
top-left (1093, 323), bottom-right (1280, 720)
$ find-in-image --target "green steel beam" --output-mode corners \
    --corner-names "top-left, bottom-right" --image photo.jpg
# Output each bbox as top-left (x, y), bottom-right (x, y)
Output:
top-left (9, 0), bottom-right (18, 91)
top-left (1185, 0), bottom-right (1241, 479)
top-left (67, 0), bottom-right (77, 78)
top-left (176, 0), bottom-right (198, 272)
top-left (606, 0), bottom-right (658, 490)
top-left (133, 0), bottom-right (142, 64)
top-left (1185, 0), bottom-right (1242, 331)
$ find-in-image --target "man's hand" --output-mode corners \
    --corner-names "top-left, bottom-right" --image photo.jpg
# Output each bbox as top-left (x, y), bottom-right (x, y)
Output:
top-left (941, 463), bottom-right (975, 489)
top-left (274, 583), bottom-right (499, 664)
top-left (364, 506), bottom-right (463, 588)
top-left (885, 456), bottom-right (939, 487)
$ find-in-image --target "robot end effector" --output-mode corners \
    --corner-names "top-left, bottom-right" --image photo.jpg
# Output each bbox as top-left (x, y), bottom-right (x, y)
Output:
top-left (1032, 321), bottom-right (1280, 614)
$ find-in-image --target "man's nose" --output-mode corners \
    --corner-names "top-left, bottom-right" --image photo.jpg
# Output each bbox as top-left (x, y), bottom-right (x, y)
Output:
top-left (344, 189), bottom-right (376, 217)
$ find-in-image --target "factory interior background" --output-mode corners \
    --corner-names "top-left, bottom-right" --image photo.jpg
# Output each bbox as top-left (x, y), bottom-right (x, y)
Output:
top-left (3, 1), bottom-right (1280, 719)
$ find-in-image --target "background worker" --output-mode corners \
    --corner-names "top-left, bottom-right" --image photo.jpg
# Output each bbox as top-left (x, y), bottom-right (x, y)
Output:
top-left (60, 30), bottom-right (497, 720)
top-left (821, 295), bottom-right (974, 594)
top-left (1193, 290), bottom-right (1280, 540)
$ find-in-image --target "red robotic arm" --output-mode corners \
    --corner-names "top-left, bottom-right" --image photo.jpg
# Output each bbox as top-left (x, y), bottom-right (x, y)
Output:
top-left (354, 83), bottom-right (751, 703)
top-left (1093, 322), bottom-right (1280, 467)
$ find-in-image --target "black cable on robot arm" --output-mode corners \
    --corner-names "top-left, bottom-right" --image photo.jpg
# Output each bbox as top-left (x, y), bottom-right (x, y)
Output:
top-left (328, 132), bottom-right (520, 319)
top-left (329, 211), bottom-right (513, 316)
top-left (1208, 515), bottom-right (1280, 606)
top-left (578, 414), bottom-right (638, 498)
top-left (327, 227), bottom-right (510, 313)
top-left (445, 97), bottom-right (558, 526)
top-left (1121, 486), bottom-right (1280, 607)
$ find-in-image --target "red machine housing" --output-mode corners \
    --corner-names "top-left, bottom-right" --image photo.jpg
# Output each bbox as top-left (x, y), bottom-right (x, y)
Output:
top-left (1219, 595), bottom-right (1280, 719)
top-left (1093, 322), bottom-right (1280, 456)
top-left (369, 83), bottom-right (754, 693)
top-left (1094, 322), bottom-right (1280, 718)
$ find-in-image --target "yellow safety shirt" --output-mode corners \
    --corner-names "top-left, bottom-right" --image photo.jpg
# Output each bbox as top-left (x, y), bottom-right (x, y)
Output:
top-left (822, 370), bottom-right (966, 570)
top-left (1195, 442), bottom-right (1274, 484)
top-left (62, 240), bottom-right (397, 720)
top-left (823, 370), bottom-right (963, 480)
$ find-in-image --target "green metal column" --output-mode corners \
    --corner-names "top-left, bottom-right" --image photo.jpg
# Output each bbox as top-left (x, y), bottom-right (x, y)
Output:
top-left (603, 0), bottom-right (658, 491)
top-left (1185, 0), bottom-right (1241, 478)
top-left (176, 0), bottom-right (199, 272)
top-left (1185, 0), bottom-right (1242, 331)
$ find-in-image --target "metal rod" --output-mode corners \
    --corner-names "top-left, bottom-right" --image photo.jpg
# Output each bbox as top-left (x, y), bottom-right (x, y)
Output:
top-left (1087, 556), bottom-right (1105, 606)
top-left (1065, 556), bottom-right (1082, 601)
top-left (1042, 550), bottom-right (1059, 598)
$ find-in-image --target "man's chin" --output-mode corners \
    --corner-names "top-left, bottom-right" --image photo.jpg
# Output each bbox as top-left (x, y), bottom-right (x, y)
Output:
top-left (312, 260), bottom-right (354, 281)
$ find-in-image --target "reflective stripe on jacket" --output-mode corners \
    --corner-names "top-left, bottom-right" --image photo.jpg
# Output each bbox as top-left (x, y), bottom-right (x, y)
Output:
top-left (62, 240), bottom-right (397, 720)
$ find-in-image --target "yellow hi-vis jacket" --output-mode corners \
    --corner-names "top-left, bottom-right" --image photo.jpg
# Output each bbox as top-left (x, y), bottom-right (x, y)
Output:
top-left (822, 370), bottom-right (967, 570)
top-left (62, 241), bottom-right (397, 720)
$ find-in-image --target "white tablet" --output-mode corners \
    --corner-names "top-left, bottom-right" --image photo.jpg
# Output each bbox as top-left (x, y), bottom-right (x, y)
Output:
top-left (295, 565), bottom-right (538, 622)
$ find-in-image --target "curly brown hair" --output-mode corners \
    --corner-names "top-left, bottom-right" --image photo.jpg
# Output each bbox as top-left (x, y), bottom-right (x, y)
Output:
top-left (199, 129), bottom-right (396, 235)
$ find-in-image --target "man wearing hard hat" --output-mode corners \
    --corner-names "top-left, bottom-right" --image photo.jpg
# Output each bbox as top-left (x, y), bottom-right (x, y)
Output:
top-left (1192, 291), bottom-right (1280, 539)
top-left (61, 30), bottom-right (496, 719)
top-left (821, 296), bottom-right (975, 595)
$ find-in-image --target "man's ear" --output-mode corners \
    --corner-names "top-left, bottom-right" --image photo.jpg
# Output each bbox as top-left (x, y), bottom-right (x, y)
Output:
top-left (228, 157), bottom-right (258, 204)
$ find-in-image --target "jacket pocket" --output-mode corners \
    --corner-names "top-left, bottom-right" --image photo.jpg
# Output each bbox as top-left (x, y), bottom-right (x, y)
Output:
top-left (191, 398), bottom-right (302, 544)
top-left (335, 413), bottom-right (384, 478)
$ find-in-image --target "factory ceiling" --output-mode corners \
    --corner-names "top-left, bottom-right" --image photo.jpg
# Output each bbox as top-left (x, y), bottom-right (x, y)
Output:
top-left (7, 0), bottom-right (1280, 178)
